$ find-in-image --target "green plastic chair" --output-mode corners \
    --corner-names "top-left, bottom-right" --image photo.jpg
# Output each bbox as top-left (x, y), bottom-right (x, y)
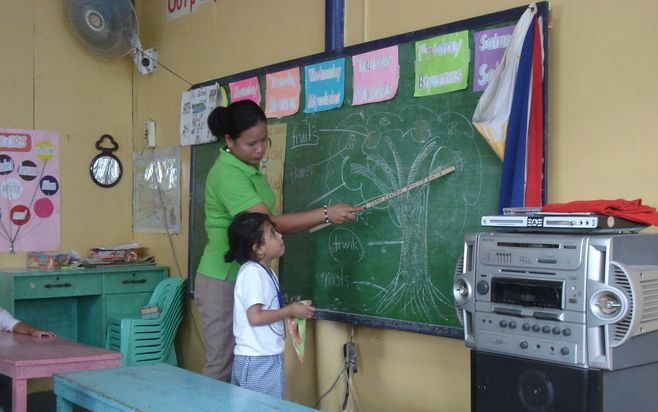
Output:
top-left (105, 277), bottom-right (185, 366)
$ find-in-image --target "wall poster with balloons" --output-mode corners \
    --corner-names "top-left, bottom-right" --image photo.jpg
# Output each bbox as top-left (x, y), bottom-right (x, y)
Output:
top-left (0, 128), bottom-right (60, 253)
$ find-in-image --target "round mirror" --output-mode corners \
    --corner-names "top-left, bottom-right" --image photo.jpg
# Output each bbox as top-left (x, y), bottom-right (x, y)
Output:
top-left (90, 153), bottom-right (122, 188)
top-left (90, 134), bottom-right (123, 188)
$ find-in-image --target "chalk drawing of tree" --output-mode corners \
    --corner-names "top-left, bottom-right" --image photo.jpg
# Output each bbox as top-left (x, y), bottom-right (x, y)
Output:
top-left (318, 105), bottom-right (483, 322)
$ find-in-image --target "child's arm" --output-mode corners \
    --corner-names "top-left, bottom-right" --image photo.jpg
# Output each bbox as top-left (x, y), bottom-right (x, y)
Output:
top-left (13, 321), bottom-right (56, 338)
top-left (247, 302), bottom-right (315, 326)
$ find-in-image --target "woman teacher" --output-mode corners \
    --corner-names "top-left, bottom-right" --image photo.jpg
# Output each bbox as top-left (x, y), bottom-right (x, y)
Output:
top-left (195, 100), bottom-right (362, 382)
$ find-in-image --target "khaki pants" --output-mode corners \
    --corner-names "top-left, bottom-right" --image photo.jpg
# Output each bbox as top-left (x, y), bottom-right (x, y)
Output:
top-left (194, 273), bottom-right (235, 382)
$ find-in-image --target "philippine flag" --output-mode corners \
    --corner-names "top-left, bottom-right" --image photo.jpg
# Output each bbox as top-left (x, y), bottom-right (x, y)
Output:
top-left (472, 3), bottom-right (545, 213)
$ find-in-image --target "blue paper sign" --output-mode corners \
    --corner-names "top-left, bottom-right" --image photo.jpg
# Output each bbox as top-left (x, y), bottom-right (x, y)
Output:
top-left (304, 58), bottom-right (345, 113)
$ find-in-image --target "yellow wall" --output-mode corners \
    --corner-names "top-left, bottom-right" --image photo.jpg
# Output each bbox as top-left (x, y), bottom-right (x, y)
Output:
top-left (0, 0), bottom-right (134, 268)
top-left (2, 0), bottom-right (657, 411)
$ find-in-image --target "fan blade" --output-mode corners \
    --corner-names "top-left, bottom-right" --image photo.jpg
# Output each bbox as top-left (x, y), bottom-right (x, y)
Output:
top-left (64, 0), bottom-right (139, 59)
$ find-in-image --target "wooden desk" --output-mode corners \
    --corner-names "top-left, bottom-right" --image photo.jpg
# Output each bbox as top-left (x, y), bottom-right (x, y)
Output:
top-left (54, 363), bottom-right (318, 412)
top-left (0, 332), bottom-right (121, 412)
top-left (0, 266), bottom-right (168, 347)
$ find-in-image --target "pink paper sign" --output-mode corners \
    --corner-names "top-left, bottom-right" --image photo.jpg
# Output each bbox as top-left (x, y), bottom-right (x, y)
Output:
top-left (352, 46), bottom-right (400, 106)
top-left (0, 129), bottom-right (60, 252)
top-left (229, 77), bottom-right (262, 105)
top-left (265, 68), bottom-right (301, 118)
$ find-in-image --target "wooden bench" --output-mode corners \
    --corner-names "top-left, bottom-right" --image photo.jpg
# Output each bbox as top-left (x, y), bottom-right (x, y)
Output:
top-left (0, 332), bottom-right (121, 412)
top-left (54, 363), bottom-right (319, 411)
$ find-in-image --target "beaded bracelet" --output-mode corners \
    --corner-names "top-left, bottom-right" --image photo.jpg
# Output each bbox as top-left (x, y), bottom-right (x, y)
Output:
top-left (323, 205), bottom-right (330, 224)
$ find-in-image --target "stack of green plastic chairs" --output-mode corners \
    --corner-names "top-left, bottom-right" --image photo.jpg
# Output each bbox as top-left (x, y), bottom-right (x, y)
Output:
top-left (105, 277), bottom-right (185, 366)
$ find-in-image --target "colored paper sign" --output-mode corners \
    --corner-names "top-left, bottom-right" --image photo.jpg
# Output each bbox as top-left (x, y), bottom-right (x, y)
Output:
top-left (260, 123), bottom-right (287, 215)
top-left (473, 25), bottom-right (515, 92)
top-left (352, 46), bottom-right (400, 106)
top-left (265, 68), bottom-right (301, 118)
top-left (304, 58), bottom-right (345, 113)
top-left (180, 84), bottom-right (226, 146)
top-left (229, 77), bottom-right (261, 105)
top-left (414, 31), bottom-right (470, 96)
top-left (0, 129), bottom-right (60, 252)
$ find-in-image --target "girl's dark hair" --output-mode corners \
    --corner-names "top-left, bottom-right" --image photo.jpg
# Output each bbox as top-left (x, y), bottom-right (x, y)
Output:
top-left (207, 100), bottom-right (266, 140)
top-left (224, 212), bottom-right (275, 264)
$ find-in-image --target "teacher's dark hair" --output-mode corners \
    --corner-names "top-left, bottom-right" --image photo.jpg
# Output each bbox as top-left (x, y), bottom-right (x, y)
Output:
top-left (207, 100), bottom-right (266, 141)
top-left (225, 212), bottom-right (275, 264)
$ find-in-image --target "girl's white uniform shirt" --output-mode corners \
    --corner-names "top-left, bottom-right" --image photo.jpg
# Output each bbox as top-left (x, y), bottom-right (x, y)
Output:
top-left (0, 306), bottom-right (20, 332)
top-left (233, 261), bottom-right (285, 356)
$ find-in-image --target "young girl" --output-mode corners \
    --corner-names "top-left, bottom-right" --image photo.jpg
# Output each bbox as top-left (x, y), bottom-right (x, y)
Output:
top-left (225, 212), bottom-right (315, 399)
top-left (196, 100), bottom-right (360, 382)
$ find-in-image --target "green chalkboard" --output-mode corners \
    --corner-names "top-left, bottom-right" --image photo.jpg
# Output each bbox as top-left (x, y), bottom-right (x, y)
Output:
top-left (189, 3), bottom-right (548, 337)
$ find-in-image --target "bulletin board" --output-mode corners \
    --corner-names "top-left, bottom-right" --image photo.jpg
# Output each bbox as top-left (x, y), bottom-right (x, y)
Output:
top-left (188, 3), bottom-right (549, 337)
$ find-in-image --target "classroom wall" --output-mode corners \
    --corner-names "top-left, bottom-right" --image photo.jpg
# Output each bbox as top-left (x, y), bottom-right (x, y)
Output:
top-left (134, 1), bottom-right (658, 411)
top-left (2, 0), bottom-right (657, 411)
top-left (0, 0), bottom-right (134, 268)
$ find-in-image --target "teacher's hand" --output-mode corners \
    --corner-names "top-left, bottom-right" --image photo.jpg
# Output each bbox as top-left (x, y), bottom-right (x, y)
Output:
top-left (328, 204), bottom-right (364, 225)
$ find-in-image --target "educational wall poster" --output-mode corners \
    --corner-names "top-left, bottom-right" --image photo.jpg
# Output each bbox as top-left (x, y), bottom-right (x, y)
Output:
top-left (414, 30), bottom-right (470, 96)
top-left (180, 84), bottom-right (226, 146)
top-left (260, 123), bottom-right (287, 215)
top-left (0, 128), bottom-right (60, 253)
top-left (351, 46), bottom-right (400, 106)
top-left (229, 77), bottom-right (262, 105)
top-left (265, 68), bottom-right (301, 118)
top-left (473, 25), bottom-right (515, 92)
top-left (132, 147), bottom-right (181, 233)
top-left (303, 58), bottom-right (345, 113)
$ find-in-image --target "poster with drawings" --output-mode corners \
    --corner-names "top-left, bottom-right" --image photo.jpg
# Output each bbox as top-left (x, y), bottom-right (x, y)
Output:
top-left (132, 147), bottom-right (181, 233)
top-left (0, 128), bottom-right (60, 252)
top-left (180, 84), bottom-right (226, 145)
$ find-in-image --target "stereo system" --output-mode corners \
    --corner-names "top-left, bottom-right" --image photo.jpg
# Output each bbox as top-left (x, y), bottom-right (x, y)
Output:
top-left (453, 232), bottom-right (658, 370)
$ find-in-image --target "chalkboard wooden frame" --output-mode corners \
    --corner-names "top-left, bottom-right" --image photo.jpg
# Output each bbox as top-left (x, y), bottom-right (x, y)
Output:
top-left (188, 2), bottom-right (549, 338)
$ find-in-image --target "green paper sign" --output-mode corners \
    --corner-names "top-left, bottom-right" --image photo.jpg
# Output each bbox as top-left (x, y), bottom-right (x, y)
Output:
top-left (414, 30), bottom-right (470, 96)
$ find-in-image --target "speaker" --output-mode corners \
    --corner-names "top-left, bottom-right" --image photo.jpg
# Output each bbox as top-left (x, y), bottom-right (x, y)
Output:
top-left (471, 351), bottom-right (658, 412)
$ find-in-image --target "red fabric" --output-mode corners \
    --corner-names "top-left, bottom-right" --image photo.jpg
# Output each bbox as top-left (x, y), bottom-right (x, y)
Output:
top-left (524, 17), bottom-right (543, 207)
top-left (542, 199), bottom-right (658, 226)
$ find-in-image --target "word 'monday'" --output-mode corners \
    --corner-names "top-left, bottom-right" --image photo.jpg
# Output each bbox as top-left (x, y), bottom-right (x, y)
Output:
top-left (233, 85), bottom-right (256, 99)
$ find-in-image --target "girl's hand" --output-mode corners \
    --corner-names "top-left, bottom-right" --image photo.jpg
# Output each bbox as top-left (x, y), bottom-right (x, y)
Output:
top-left (30, 328), bottom-right (55, 338)
top-left (14, 321), bottom-right (56, 338)
top-left (327, 204), bottom-right (364, 225)
top-left (289, 302), bottom-right (315, 319)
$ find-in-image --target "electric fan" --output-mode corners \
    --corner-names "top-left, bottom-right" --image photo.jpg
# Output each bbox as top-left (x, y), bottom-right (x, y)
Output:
top-left (64, 0), bottom-right (157, 75)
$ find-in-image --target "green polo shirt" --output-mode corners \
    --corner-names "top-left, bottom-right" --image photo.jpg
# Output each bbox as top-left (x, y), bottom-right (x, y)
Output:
top-left (197, 148), bottom-right (275, 281)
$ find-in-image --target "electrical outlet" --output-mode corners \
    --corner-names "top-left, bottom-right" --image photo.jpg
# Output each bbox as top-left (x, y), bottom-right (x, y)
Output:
top-left (138, 48), bottom-right (158, 75)
top-left (144, 120), bottom-right (156, 147)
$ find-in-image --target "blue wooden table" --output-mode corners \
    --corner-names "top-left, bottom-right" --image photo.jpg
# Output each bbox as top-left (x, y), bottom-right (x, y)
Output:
top-left (53, 363), bottom-right (319, 411)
